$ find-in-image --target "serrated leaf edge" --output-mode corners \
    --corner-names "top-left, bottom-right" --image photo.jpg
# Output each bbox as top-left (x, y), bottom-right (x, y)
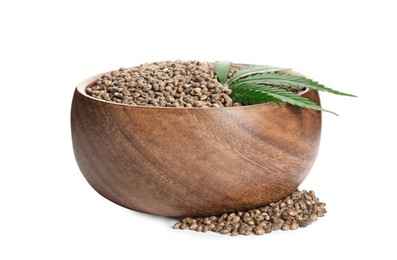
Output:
top-left (231, 83), bottom-right (338, 115)
top-left (234, 72), bottom-right (356, 97)
top-left (228, 65), bottom-right (290, 84)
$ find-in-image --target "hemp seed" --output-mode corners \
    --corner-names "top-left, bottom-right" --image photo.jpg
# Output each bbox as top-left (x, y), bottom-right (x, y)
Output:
top-left (173, 190), bottom-right (326, 236)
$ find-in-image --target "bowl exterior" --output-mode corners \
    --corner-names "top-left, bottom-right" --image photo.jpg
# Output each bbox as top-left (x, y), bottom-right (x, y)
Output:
top-left (71, 78), bottom-right (321, 217)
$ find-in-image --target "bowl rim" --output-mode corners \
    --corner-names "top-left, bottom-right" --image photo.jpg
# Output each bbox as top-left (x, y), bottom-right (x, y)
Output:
top-left (76, 70), bottom-right (311, 110)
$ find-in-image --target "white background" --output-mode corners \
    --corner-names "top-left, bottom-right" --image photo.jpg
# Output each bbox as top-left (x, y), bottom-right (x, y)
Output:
top-left (1, 0), bottom-right (396, 259)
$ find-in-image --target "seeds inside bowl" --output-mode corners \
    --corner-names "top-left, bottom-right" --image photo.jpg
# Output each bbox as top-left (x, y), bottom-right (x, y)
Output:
top-left (87, 60), bottom-right (244, 108)
top-left (86, 60), bottom-right (309, 108)
top-left (172, 190), bottom-right (326, 236)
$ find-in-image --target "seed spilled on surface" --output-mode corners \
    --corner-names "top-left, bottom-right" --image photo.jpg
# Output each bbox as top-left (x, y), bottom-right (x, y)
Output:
top-left (173, 190), bottom-right (326, 236)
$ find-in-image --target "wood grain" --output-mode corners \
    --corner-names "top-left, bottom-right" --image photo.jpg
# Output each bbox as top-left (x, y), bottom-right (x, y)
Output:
top-left (71, 73), bottom-right (322, 217)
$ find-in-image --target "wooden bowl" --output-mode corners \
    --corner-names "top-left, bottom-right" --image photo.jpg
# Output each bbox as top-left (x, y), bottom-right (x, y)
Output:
top-left (71, 72), bottom-right (322, 217)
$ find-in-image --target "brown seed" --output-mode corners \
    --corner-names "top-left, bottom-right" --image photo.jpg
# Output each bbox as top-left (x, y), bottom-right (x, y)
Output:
top-left (212, 226), bottom-right (221, 233)
top-left (238, 228), bottom-right (245, 235)
top-left (187, 219), bottom-right (197, 225)
top-left (290, 221), bottom-right (299, 230)
top-left (281, 211), bottom-right (291, 221)
top-left (219, 229), bottom-right (229, 235)
top-left (281, 224), bottom-right (290, 231)
top-left (194, 87), bottom-right (202, 93)
top-left (271, 223), bottom-right (282, 231)
top-left (255, 228), bottom-right (265, 235)
top-left (173, 222), bottom-right (181, 229)
top-left (202, 225), bottom-right (209, 233)
top-left (203, 218), bottom-right (211, 225)
top-left (209, 216), bottom-right (217, 221)
top-left (232, 216), bottom-right (240, 223)
top-left (207, 224), bottom-right (215, 231)
top-left (232, 223), bottom-right (240, 232)
top-left (189, 223), bottom-right (197, 230)
top-left (309, 214), bottom-right (318, 222)
top-left (217, 222), bottom-right (225, 227)
top-left (246, 220), bottom-right (255, 226)
top-left (244, 230), bottom-right (253, 236)
top-left (200, 95), bottom-right (208, 101)
top-left (226, 213), bottom-right (235, 222)
top-left (180, 223), bottom-right (188, 230)
top-left (104, 80), bottom-right (112, 86)
top-left (231, 231), bottom-right (239, 236)
top-left (111, 70), bottom-right (120, 77)
top-left (193, 101), bottom-right (204, 107)
top-left (298, 220), bottom-right (310, 228)
top-left (196, 224), bottom-right (203, 232)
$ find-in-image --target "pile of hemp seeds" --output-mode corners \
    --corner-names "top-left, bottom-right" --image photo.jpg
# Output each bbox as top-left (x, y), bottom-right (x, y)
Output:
top-left (87, 60), bottom-right (304, 107)
top-left (87, 60), bottom-right (243, 107)
top-left (173, 190), bottom-right (326, 236)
